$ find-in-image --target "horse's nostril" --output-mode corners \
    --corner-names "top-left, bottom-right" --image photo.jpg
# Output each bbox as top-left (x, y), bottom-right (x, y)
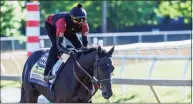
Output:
top-left (102, 92), bottom-right (107, 96)
top-left (102, 92), bottom-right (110, 99)
top-left (102, 91), bottom-right (113, 99)
top-left (109, 92), bottom-right (113, 97)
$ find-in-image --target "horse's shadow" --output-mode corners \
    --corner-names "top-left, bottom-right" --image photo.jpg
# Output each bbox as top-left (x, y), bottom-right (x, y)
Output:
top-left (115, 95), bottom-right (136, 103)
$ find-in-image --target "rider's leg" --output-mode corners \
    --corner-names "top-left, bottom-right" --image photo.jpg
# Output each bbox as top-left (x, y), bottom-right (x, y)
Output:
top-left (44, 45), bottom-right (58, 76)
top-left (45, 21), bottom-right (56, 46)
top-left (65, 33), bottom-right (82, 49)
top-left (44, 22), bottom-right (57, 82)
top-left (44, 46), bottom-right (58, 82)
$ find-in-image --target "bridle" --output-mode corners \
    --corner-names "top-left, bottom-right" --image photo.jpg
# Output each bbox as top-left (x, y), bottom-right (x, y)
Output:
top-left (93, 57), bottom-right (112, 84)
top-left (71, 55), bottom-right (111, 103)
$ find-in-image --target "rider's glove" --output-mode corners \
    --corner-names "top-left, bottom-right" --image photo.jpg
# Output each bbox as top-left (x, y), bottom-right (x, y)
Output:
top-left (68, 48), bottom-right (82, 56)
top-left (68, 50), bottom-right (76, 56)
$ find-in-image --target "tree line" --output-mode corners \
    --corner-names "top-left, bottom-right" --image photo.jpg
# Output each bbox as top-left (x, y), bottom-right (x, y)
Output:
top-left (0, 0), bottom-right (191, 37)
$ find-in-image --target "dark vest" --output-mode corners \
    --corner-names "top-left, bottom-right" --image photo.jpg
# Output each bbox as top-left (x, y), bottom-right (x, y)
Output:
top-left (52, 12), bottom-right (82, 35)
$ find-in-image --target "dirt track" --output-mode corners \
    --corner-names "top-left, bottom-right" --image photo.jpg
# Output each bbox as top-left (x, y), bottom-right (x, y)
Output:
top-left (0, 87), bottom-right (49, 103)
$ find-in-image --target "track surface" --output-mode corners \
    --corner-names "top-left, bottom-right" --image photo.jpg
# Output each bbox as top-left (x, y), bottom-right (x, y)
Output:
top-left (1, 88), bottom-right (49, 103)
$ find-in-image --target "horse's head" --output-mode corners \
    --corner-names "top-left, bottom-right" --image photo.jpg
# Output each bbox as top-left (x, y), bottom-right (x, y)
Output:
top-left (93, 45), bottom-right (115, 99)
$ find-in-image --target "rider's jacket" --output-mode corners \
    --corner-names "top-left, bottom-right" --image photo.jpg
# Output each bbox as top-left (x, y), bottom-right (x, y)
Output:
top-left (46, 12), bottom-right (89, 37)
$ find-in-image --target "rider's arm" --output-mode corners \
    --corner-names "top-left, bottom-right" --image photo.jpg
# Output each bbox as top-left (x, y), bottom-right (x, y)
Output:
top-left (46, 14), bottom-right (54, 25)
top-left (56, 37), bottom-right (71, 54)
top-left (55, 19), bottom-right (71, 54)
top-left (81, 22), bottom-right (89, 47)
top-left (56, 18), bottom-right (66, 36)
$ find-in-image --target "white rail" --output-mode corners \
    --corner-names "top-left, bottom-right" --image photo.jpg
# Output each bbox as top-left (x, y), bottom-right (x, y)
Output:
top-left (1, 76), bottom-right (191, 87)
top-left (87, 30), bottom-right (192, 37)
top-left (1, 30), bottom-right (191, 40)
top-left (0, 30), bottom-right (191, 51)
top-left (113, 55), bottom-right (191, 60)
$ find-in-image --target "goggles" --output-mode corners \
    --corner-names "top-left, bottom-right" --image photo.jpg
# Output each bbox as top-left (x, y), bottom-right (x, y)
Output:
top-left (70, 14), bottom-right (86, 23)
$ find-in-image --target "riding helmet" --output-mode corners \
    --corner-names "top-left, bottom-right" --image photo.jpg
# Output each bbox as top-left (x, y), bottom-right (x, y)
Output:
top-left (70, 4), bottom-right (87, 21)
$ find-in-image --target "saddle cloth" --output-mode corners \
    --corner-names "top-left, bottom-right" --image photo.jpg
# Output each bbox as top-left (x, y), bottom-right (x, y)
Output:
top-left (28, 52), bottom-right (70, 89)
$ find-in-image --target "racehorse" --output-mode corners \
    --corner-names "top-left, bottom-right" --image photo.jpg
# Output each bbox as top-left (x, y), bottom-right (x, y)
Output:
top-left (19, 46), bottom-right (115, 103)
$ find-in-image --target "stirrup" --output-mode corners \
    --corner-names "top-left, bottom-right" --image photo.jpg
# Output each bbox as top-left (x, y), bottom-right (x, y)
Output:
top-left (49, 75), bottom-right (56, 80)
top-left (44, 75), bottom-right (55, 82)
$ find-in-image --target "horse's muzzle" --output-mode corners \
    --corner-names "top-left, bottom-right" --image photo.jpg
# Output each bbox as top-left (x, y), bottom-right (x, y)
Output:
top-left (102, 91), bottom-right (113, 99)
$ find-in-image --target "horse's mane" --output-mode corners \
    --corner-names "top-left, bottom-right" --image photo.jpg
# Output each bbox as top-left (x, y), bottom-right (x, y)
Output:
top-left (83, 47), bottom-right (97, 54)
top-left (82, 46), bottom-right (109, 57)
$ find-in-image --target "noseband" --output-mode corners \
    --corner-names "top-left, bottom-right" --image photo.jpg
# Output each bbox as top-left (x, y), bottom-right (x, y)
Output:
top-left (71, 55), bottom-right (111, 102)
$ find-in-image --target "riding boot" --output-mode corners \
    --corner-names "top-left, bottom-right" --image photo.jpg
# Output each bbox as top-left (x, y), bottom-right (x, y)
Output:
top-left (44, 46), bottom-right (57, 83)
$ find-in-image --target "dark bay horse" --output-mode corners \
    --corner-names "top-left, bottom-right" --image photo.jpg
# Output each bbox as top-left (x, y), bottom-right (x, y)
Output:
top-left (19, 46), bottom-right (115, 103)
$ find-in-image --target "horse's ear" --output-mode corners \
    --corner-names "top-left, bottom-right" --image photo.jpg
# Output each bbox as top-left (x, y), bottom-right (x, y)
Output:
top-left (98, 45), bottom-right (102, 53)
top-left (108, 45), bottom-right (115, 56)
top-left (98, 45), bottom-right (102, 56)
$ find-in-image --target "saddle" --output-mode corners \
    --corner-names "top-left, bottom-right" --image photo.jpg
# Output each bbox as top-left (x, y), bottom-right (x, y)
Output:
top-left (29, 45), bottom-right (86, 88)
top-left (28, 51), bottom-right (70, 88)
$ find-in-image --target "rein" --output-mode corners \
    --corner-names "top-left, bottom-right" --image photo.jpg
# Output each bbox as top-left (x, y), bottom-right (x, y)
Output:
top-left (72, 55), bottom-right (100, 91)
top-left (71, 55), bottom-right (111, 103)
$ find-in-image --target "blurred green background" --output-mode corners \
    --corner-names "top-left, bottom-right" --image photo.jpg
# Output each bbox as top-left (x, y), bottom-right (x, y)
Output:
top-left (0, 0), bottom-right (191, 37)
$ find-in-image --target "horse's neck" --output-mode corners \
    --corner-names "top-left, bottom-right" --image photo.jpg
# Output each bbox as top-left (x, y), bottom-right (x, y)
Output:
top-left (78, 50), bottom-right (97, 71)
top-left (54, 50), bottom-right (97, 100)
top-left (74, 51), bottom-right (97, 101)
top-left (76, 74), bottom-right (93, 100)
top-left (74, 50), bottom-right (97, 89)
